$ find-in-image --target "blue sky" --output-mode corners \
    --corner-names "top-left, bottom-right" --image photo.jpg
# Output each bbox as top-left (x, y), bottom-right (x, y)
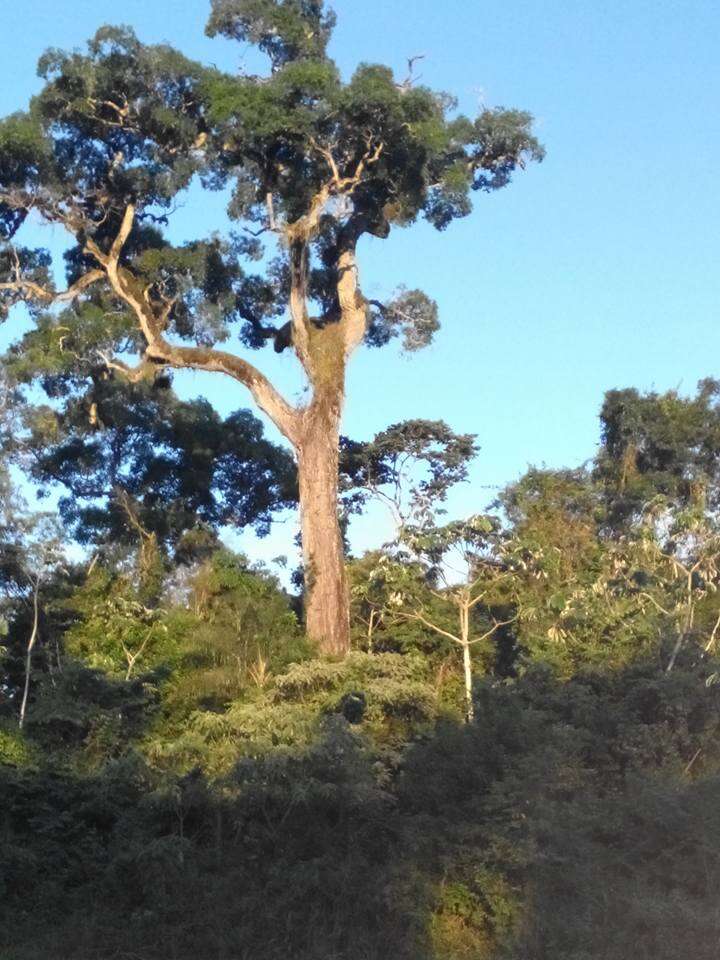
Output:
top-left (1, 0), bottom-right (719, 567)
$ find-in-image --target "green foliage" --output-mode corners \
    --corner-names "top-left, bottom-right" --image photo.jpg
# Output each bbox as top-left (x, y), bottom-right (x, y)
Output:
top-left (32, 25), bottom-right (207, 207)
top-left (206, 0), bottom-right (337, 67)
top-left (348, 551), bottom-right (455, 659)
top-left (10, 378), bottom-right (297, 551)
top-left (500, 408), bottom-right (720, 676)
top-left (0, 113), bottom-right (50, 187)
top-left (597, 379), bottom-right (720, 527)
top-left (365, 288), bottom-right (441, 352)
top-left (21, 661), bottom-right (155, 759)
top-left (341, 418), bottom-right (477, 527)
top-left (156, 550), bottom-right (307, 724)
top-left (4, 660), bottom-right (720, 960)
top-left (0, 722), bottom-right (37, 768)
top-left (151, 650), bottom-right (440, 774)
top-left (3, 376), bottom-right (720, 960)
top-left (63, 567), bottom-right (172, 679)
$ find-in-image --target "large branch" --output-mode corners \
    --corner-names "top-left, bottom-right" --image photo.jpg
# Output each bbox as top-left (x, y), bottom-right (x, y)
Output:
top-left (0, 199), bottom-right (301, 443)
top-left (84, 205), bottom-right (302, 444)
top-left (285, 184), bottom-right (333, 246)
top-left (146, 340), bottom-right (302, 443)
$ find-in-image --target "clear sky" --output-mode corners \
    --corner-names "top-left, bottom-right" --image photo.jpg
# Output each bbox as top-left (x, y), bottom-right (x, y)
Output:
top-left (1, 0), bottom-right (719, 568)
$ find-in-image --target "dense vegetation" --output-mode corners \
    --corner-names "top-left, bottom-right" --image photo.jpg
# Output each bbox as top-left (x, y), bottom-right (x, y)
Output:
top-left (1, 2), bottom-right (719, 958)
top-left (3, 377), bottom-right (720, 959)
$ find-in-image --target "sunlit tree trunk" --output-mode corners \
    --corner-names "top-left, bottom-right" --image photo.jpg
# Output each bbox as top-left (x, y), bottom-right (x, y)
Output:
top-left (296, 390), bottom-right (350, 656)
top-left (459, 595), bottom-right (475, 722)
top-left (461, 639), bottom-right (474, 723)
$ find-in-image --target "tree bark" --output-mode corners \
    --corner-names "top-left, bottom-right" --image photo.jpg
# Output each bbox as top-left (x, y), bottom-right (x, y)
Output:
top-left (297, 404), bottom-right (350, 656)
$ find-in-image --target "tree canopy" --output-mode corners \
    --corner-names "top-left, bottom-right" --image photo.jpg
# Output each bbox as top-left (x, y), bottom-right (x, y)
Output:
top-left (0, 0), bottom-right (543, 653)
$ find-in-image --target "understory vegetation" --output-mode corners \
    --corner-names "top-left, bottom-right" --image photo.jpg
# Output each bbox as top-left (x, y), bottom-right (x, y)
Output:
top-left (3, 380), bottom-right (720, 959)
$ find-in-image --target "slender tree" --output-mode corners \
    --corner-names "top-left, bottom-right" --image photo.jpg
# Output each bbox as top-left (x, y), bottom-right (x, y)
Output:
top-left (387, 516), bottom-right (515, 722)
top-left (0, 506), bottom-right (63, 728)
top-left (0, 1), bottom-right (542, 654)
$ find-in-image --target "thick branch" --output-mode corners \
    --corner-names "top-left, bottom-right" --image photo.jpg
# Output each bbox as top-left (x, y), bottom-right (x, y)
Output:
top-left (146, 341), bottom-right (301, 443)
top-left (285, 184), bottom-right (333, 245)
top-left (84, 205), bottom-right (302, 443)
top-left (337, 245), bottom-right (367, 357)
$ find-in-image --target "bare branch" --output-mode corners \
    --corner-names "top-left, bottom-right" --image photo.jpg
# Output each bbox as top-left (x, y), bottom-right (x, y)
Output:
top-left (0, 267), bottom-right (104, 305)
top-left (309, 137), bottom-right (342, 187)
top-left (403, 609), bottom-right (462, 646)
top-left (398, 54), bottom-right (426, 91)
top-left (467, 615), bottom-right (517, 646)
top-left (638, 591), bottom-right (673, 617)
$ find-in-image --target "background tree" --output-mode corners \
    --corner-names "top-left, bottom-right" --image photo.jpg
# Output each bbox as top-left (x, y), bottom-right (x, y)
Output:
top-left (345, 419), bottom-right (479, 658)
top-left (500, 394), bottom-right (720, 676)
top-left (596, 379), bottom-right (720, 529)
top-left (0, 1), bottom-right (542, 653)
top-left (624, 498), bottom-right (720, 673)
top-left (341, 419), bottom-right (478, 535)
top-left (389, 516), bottom-right (515, 721)
top-left (5, 377), bottom-right (296, 569)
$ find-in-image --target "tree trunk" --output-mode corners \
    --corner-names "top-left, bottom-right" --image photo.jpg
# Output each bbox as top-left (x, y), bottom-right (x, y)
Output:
top-left (461, 640), bottom-right (474, 723)
top-left (297, 407), bottom-right (350, 657)
top-left (458, 597), bottom-right (475, 722)
top-left (19, 584), bottom-right (40, 730)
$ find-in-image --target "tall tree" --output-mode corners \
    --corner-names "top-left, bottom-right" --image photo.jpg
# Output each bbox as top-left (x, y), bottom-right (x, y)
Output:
top-left (0, 1), bottom-right (542, 653)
